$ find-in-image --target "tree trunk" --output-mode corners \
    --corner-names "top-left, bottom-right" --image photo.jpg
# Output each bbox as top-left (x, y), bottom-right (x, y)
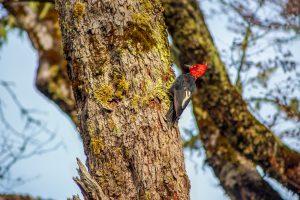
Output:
top-left (162, 0), bottom-right (300, 194)
top-left (55, 0), bottom-right (190, 199)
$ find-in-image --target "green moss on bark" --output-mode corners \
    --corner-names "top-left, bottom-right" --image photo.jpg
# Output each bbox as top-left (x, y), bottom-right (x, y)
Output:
top-left (90, 138), bottom-right (105, 156)
top-left (113, 73), bottom-right (129, 100)
top-left (72, 2), bottom-right (85, 18)
top-left (94, 84), bottom-right (114, 106)
top-left (125, 13), bottom-right (156, 52)
top-left (129, 77), bottom-right (170, 110)
top-left (93, 74), bottom-right (131, 106)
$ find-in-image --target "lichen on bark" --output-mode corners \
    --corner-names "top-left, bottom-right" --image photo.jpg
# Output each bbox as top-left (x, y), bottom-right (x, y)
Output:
top-left (55, 0), bottom-right (190, 199)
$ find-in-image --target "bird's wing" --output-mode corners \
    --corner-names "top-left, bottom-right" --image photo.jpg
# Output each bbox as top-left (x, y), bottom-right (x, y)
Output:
top-left (174, 87), bottom-right (192, 118)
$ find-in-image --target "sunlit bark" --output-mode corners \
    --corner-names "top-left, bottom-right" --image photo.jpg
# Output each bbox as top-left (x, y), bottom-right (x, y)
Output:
top-left (55, 0), bottom-right (190, 199)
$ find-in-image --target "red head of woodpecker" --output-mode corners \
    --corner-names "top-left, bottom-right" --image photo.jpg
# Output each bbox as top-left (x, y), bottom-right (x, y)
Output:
top-left (189, 63), bottom-right (208, 78)
top-left (166, 63), bottom-right (208, 126)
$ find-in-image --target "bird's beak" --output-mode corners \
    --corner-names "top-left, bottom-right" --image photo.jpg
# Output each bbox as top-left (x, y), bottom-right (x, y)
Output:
top-left (184, 64), bottom-right (190, 68)
top-left (183, 64), bottom-right (191, 72)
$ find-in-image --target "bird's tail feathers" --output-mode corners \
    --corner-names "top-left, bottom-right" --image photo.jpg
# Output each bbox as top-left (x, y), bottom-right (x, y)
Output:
top-left (166, 102), bottom-right (177, 127)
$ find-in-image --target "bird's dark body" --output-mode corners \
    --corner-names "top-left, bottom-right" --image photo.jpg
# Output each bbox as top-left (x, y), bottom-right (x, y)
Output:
top-left (166, 73), bottom-right (196, 125)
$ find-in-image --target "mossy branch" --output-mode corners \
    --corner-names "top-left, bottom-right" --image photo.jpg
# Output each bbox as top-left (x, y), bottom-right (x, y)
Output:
top-left (162, 0), bottom-right (300, 194)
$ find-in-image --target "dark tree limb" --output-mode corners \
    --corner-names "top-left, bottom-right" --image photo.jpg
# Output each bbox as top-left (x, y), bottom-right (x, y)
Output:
top-left (193, 95), bottom-right (283, 200)
top-left (167, 3), bottom-right (283, 197)
top-left (162, 0), bottom-right (300, 195)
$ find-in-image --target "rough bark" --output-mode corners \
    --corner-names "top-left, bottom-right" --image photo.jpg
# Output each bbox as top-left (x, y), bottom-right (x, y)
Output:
top-left (4, 2), bottom-right (78, 125)
top-left (55, 0), bottom-right (190, 199)
top-left (162, 0), bottom-right (300, 194)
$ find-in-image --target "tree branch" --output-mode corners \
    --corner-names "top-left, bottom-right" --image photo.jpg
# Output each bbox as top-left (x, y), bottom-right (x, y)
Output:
top-left (4, 3), bottom-right (78, 126)
top-left (162, 0), bottom-right (300, 194)
top-left (192, 96), bottom-right (283, 200)
top-left (248, 97), bottom-right (300, 123)
top-left (163, 1), bottom-right (283, 199)
top-left (219, 0), bottom-right (300, 33)
top-left (235, 25), bottom-right (251, 92)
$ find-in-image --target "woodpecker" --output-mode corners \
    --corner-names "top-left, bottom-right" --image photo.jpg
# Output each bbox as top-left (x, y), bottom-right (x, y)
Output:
top-left (166, 63), bottom-right (208, 126)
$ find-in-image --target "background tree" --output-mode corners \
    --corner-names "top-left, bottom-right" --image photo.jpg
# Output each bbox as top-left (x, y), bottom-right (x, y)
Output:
top-left (163, 0), bottom-right (300, 195)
